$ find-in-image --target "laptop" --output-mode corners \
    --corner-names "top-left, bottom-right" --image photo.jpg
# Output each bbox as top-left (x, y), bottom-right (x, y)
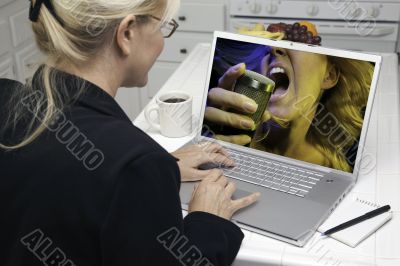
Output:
top-left (179, 31), bottom-right (382, 247)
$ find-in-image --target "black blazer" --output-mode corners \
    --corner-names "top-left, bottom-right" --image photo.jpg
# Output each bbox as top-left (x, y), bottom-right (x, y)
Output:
top-left (0, 68), bottom-right (244, 266)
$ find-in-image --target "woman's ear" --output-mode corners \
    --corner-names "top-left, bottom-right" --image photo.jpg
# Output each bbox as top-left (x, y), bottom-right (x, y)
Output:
top-left (321, 62), bottom-right (340, 90)
top-left (115, 15), bottom-right (136, 56)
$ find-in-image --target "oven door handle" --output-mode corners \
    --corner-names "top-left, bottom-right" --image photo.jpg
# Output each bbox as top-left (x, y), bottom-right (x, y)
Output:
top-left (316, 27), bottom-right (395, 37)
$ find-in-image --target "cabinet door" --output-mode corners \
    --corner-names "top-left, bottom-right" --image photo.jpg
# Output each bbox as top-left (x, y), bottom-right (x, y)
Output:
top-left (0, 19), bottom-right (12, 57)
top-left (0, 0), bottom-right (14, 8)
top-left (115, 87), bottom-right (142, 121)
top-left (146, 61), bottom-right (180, 99)
top-left (159, 32), bottom-right (212, 62)
top-left (176, 3), bottom-right (225, 32)
top-left (0, 57), bottom-right (14, 79)
top-left (15, 43), bottom-right (45, 83)
top-left (9, 8), bottom-right (34, 47)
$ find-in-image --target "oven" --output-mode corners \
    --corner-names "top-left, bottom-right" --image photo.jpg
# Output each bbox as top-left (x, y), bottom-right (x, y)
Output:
top-left (228, 0), bottom-right (400, 53)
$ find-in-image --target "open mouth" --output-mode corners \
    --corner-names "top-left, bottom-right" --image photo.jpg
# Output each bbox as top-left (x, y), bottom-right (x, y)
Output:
top-left (268, 67), bottom-right (290, 97)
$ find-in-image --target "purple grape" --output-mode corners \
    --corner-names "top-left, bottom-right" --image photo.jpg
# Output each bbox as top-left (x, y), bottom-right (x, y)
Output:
top-left (299, 34), bottom-right (307, 43)
top-left (312, 36), bottom-right (322, 44)
top-left (299, 25), bottom-right (307, 33)
top-left (270, 22), bottom-right (322, 45)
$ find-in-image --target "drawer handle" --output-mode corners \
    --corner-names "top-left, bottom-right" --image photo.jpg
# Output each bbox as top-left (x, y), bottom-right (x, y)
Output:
top-left (178, 16), bottom-right (186, 21)
top-left (180, 48), bottom-right (187, 54)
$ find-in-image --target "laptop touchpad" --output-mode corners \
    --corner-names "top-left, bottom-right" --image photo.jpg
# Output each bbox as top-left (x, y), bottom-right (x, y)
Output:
top-left (232, 189), bottom-right (253, 200)
top-left (180, 182), bottom-right (253, 205)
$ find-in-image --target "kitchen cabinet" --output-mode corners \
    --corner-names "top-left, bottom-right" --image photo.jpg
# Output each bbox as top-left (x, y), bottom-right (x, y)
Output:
top-left (0, 0), bottom-right (142, 120)
top-left (137, 0), bottom-right (226, 119)
top-left (0, 0), bottom-right (228, 121)
top-left (0, 1), bottom-right (40, 84)
top-left (0, 56), bottom-right (14, 79)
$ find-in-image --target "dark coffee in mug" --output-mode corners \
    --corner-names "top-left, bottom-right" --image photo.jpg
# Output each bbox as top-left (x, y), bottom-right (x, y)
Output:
top-left (163, 97), bottom-right (186, 103)
top-left (146, 90), bottom-right (192, 137)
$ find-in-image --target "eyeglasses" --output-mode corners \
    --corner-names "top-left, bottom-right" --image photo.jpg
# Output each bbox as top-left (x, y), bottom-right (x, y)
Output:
top-left (149, 15), bottom-right (179, 38)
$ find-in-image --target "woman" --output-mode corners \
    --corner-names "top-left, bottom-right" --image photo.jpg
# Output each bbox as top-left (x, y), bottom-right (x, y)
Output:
top-left (0, 1), bottom-right (260, 265)
top-left (205, 39), bottom-right (373, 172)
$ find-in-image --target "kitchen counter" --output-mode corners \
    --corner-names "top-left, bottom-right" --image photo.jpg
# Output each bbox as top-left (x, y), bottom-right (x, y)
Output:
top-left (134, 43), bottom-right (400, 266)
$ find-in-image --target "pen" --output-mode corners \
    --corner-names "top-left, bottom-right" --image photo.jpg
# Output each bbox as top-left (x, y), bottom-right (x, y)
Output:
top-left (322, 205), bottom-right (391, 236)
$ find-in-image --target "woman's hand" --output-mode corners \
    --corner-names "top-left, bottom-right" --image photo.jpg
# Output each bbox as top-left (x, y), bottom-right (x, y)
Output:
top-left (189, 169), bottom-right (260, 220)
top-left (205, 63), bottom-right (258, 146)
top-left (171, 142), bottom-right (235, 182)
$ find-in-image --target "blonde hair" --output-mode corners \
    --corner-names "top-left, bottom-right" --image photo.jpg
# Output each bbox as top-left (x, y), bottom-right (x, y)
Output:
top-left (308, 57), bottom-right (374, 172)
top-left (1, 0), bottom-right (180, 150)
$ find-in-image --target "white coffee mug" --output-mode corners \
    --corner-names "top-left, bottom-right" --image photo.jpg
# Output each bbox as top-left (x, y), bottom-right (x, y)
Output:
top-left (144, 91), bottom-right (193, 138)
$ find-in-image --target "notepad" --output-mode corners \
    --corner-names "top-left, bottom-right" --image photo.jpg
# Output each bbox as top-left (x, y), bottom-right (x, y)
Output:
top-left (318, 196), bottom-right (392, 247)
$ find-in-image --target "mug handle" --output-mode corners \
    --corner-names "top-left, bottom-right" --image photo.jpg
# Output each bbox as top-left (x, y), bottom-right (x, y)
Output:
top-left (144, 105), bottom-right (161, 131)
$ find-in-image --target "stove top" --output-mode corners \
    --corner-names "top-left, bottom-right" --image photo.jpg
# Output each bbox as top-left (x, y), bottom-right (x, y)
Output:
top-left (229, 0), bottom-right (400, 22)
top-left (280, 0), bottom-right (398, 2)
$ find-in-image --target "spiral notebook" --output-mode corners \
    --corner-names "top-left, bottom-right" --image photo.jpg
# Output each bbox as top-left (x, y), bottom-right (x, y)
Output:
top-left (318, 196), bottom-right (392, 247)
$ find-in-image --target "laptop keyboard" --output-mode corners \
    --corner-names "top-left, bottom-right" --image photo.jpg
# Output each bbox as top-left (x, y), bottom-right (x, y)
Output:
top-left (224, 149), bottom-right (324, 198)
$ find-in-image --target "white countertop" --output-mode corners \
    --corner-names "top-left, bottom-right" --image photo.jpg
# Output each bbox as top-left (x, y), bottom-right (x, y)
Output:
top-left (134, 43), bottom-right (400, 266)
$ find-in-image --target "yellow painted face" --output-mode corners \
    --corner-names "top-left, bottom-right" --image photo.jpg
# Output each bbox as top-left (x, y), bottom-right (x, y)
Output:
top-left (260, 48), bottom-right (329, 122)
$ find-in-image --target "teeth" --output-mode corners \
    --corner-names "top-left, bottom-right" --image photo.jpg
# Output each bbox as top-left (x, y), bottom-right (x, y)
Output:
top-left (269, 67), bottom-right (286, 76)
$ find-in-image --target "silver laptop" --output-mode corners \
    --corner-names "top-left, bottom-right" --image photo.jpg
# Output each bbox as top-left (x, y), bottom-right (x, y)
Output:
top-left (179, 31), bottom-right (382, 247)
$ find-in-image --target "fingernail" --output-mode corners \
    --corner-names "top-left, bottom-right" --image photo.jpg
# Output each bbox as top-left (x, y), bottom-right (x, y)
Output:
top-left (240, 120), bottom-right (254, 129)
top-left (244, 102), bottom-right (258, 113)
top-left (235, 63), bottom-right (246, 72)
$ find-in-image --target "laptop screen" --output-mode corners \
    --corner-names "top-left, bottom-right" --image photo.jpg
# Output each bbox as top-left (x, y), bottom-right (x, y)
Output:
top-left (201, 36), bottom-right (377, 173)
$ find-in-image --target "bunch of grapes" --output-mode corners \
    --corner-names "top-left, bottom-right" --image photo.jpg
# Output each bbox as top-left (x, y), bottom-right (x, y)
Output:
top-left (267, 22), bottom-right (322, 45)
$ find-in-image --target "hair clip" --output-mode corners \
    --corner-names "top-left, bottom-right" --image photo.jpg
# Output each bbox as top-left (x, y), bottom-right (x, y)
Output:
top-left (29, 0), bottom-right (64, 26)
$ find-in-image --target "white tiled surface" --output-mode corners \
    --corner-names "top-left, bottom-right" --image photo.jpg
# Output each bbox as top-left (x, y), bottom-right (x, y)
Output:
top-left (377, 175), bottom-right (400, 212)
top-left (134, 44), bottom-right (400, 266)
